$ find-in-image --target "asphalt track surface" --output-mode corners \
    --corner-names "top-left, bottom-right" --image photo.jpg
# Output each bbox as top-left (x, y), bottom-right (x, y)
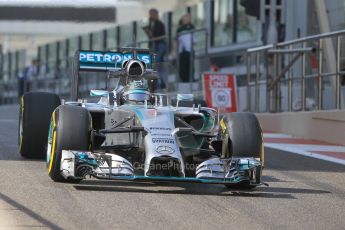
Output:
top-left (0, 105), bottom-right (344, 230)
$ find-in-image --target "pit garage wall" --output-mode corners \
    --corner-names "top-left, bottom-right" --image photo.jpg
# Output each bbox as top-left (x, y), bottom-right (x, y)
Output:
top-left (256, 110), bottom-right (345, 146)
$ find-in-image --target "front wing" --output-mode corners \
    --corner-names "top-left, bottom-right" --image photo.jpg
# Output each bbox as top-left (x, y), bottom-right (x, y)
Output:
top-left (60, 150), bottom-right (265, 186)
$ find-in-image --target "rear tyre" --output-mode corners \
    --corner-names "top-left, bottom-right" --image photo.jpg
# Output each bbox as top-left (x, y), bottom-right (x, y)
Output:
top-left (220, 112), bottom-right (263, 189)
top-left (19, 92), bottom-right (60, 158)
top-left (47, 105), bottom-right (91, 182)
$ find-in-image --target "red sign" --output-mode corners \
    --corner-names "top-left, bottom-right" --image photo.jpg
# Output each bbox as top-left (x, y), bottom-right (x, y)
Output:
top-left (202, 73), bottom-right (237, 113)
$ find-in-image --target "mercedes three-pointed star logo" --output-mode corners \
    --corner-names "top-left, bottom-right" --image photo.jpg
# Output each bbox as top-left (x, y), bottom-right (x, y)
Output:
top-left (155, 145), bottom-right (175, 154)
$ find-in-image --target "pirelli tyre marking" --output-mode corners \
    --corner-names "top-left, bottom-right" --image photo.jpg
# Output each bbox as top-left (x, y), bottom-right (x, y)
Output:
top-left (47, 111), bottom-right (57, 173)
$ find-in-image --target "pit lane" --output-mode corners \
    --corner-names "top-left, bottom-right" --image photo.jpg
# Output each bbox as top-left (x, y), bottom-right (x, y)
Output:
top-left (0, 105), bottom-right (344, 229)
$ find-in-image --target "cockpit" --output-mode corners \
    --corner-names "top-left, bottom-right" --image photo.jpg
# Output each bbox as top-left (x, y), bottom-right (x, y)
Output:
top-left (79, 49), bottom-right (158, 106)
top-left (122, 80), bottom-right (151, 103)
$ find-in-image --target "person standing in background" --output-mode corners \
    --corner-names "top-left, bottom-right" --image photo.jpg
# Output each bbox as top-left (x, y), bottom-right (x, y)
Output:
top-left (26, 59), bottom-right (40, 90)
top-left (143, 8), bottom-right (167, 90)
top-left (18, 59), bottom-right (39, 96)
top-left (177, 14), bottom-right (195, 82)
top-left (17, 69), bottom-right (25, 98)
top-left (223, 14), bottom-right (233, 44)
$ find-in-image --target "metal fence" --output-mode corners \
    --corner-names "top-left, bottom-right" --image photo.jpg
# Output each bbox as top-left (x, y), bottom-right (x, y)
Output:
top-left (0, 67), bottom-right (72, 104)
top-left (246, 29), bottom-right (345, 113)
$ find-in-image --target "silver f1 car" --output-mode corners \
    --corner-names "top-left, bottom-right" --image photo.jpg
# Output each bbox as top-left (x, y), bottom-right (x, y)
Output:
top-left (19, 48), bottom-right (265, 189)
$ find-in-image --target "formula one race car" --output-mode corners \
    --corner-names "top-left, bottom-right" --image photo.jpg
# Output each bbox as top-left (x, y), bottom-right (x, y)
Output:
top-left (19, 48), bottom-right (265, 189)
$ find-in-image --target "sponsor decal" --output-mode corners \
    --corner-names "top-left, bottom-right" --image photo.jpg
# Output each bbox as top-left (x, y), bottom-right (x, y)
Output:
top-left (152, 138), bottom-right (175, 144)
top-left (147, 109), bottom-right (157, 116)
top-left (137, 53), bottom-right (151, 64)
top-left (149, 127), bottom-right (173, 140)
top-left (79, 51), bottom-right (151, 64)
top-left (151, 133), bottom-right (172, 137)
top-left (79, 52), bottom-right (133, 64)
top-left (150, 127), bottom-right (172, 131)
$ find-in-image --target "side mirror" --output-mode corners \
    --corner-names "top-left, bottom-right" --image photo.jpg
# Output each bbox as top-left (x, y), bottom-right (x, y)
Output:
top-left (114, 85), bottom-right (124, 94)
top-left (176, 94), bottom-right (194, 110)
top-left (177, 94), bottom-right (194, 101)
top-left (90, 90), bottom-right (109, 97)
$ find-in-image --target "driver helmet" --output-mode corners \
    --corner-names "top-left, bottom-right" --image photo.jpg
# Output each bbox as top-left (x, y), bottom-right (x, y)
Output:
top-left (123, 80), bottom-right (151, 102)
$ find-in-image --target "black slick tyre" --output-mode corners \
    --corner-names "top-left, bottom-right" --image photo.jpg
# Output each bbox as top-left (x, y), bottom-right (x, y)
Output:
top-left (220, 112), bottom-right (264, 189)
top-left (47, 105), bottom-right (91, 182)
top-left (19, 92), bottom-right (60, 158)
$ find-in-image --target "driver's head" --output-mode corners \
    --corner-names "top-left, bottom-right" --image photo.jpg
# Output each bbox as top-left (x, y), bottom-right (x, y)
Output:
top-left (123, 80), bottom-right (151, 102)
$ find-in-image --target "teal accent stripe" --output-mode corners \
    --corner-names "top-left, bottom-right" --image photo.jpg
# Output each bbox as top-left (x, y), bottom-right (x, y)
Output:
top-left (95, 175), bottom-right (248, 184)
top-left (133, 108), bottom-right (144, 121)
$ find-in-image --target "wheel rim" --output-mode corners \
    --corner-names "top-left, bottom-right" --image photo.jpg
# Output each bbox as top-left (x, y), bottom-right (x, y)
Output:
top-left (47, 118), bottom-right (54, 164)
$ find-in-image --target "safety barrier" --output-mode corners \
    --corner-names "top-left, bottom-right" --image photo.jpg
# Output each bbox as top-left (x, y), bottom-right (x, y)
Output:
top-left (246, 29), bottom-right (345, 113)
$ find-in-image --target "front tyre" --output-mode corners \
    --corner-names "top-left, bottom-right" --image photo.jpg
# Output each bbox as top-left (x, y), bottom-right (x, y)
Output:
top-left (220, 112), bottom-right (264, 189)
top-left (47, 105), bottom-right (91, 182)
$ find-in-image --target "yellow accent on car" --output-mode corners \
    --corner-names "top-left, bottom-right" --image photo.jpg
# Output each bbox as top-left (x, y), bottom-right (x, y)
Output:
top-left (220, 119), bottom-right (227, 133)
top-left (48, 112), bottom-right (56, 174)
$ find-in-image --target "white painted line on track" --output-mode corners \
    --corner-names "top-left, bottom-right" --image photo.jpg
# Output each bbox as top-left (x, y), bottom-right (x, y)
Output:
top-left (0, 119), bottom-right (17, 122)
top-left (263, 133), bottom-right (293, 138)
top-left (268, 143), bottom-right (345, 153)
top-left (265, 143), bottom-right (345, 166)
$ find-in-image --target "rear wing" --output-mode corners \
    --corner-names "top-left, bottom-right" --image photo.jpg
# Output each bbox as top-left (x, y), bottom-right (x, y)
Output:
top-left (77, 49), bottom-right (153, 71)
top-left (71, 49), bottom-right (153, 100)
